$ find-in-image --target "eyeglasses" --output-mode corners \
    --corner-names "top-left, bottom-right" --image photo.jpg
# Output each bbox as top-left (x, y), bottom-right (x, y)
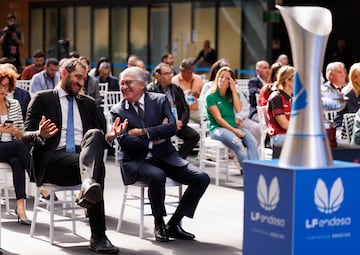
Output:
top-left (160, 72), bottom-right (173, 76)
top-left (0, 84), bottom-right (9, 90)
top-left (120, 80), bottom-right (139, 86)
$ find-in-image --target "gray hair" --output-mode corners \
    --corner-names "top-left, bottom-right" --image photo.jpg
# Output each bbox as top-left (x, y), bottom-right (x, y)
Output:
top-left (325, 62), bottom-right (345, 80)
top-left (120, 66), bottom-right (146, 82)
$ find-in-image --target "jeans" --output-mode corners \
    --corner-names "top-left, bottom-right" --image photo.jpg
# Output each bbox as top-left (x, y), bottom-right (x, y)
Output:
top-left (270, 134), bottom-right (286, 148)
top-left (210, 126), bottom-right (258, 167)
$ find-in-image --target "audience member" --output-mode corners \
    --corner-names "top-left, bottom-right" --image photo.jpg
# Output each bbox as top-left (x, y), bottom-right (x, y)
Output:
top-left (96, 61), bottom-right (119, 91)
top-left (334, 62), bottom-right (360, 128)
top-left (135, 59), bottom-right (152, 84)
top-left (0, 14), bottom-right (23, 71)
top-left (30, 57), bottom-right (60, 94)
top-left (258, 62), bottom-right (283, 107)
top-left (106, 66), bottom-right (209, 242)
top-left (79, 56), bottom-right (107, 134)
top-left (148, 63), bottom-right (200, 159)
top-left (172, 58), bottom-right (204, 124)
top-left (68, 51), bottom-right (80, 58)
top-left (200, 59), bottom-right (261, 147)
top-left (20, 50), bottom-right (45, 80)
top-left (23, 58), bottom-right (119, 253)
top-left (0, 61), bottom-right (31, 120)
top-left (267, 65), bottom-right (295, 147)
top-left (127, 54), bottom-right (139, 67)
top-left (205, 66), bottom-right (258, 170)
top-left (248, 60), bottom-right (270, 122)
top-left (193, 40), bottom-right (217, 68)
top-left (88, 57), bottom-right (110, 77)
top-left (323, 61), bottom-right (347, 93)
top-left (0, 64), bottom-right (31, 225)
top-left (276, 54), bottom-right (289, 65)
top-left (161, 52), bottom-right (176, 74)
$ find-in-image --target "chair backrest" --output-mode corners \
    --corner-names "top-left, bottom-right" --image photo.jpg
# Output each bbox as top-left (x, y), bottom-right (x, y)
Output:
top-left (257, 105), bottom-right (269, 158)
top-left (105, 91), bottom-right (123, 129)
top-left (236, 79), bottom-right (249, 100)
top-left (16, 80), bottom-right (31, 91)
top-left (98, 82), bottom-right (108, 108)
top-left (341, 113), bottom-right (357, 143)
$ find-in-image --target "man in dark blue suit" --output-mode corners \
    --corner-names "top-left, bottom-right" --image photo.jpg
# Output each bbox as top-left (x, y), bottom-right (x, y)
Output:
top-left (248, 60), bottom-right (270, 122)
top-left (106, 66), bottom-right (210, 242)
top-left (14, 86), bottom-right (30, 120)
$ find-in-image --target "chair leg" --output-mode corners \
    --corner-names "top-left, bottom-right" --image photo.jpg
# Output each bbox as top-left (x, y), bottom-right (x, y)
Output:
top-left (116, 186), bottom-right (128, 232)
top-left (139, 187), bottom-right (145, 239)
top-left (30, 188), bottom-right (40, 237)
top-left (71, 190), bottom-right (77, 235)
top-left (49, 191), bottom-right (55, 244)
top-left (215, 149), bottom-right (221, 186)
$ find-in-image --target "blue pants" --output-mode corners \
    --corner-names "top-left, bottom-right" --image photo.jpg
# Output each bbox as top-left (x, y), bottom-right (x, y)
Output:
top-left (210, 126), bottom-right (258, 167)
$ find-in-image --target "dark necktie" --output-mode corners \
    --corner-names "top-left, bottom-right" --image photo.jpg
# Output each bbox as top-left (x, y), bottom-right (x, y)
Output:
top-left (135, 101), bottom-right (145, 120)
top-left (66, 95), bottom-right (76, 153)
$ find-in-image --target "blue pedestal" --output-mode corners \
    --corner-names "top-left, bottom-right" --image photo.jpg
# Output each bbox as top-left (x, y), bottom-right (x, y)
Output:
top-left (243, 159), bottom-right (360, 255)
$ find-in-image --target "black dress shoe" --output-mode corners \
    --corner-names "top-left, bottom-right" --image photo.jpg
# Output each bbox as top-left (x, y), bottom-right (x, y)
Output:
top-left (154, 222), bottom-right (169, 242)
top-left (76, 178), bottom-right (102, 208)
top-left (90, 235), bottom-right (119, 254)
top-left (167, 224), bottom-right (195, 240)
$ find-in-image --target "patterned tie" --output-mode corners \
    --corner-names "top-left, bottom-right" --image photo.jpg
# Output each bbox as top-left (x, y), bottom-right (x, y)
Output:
top-left (66, 95), bottom-right (76, 153)
top-left (135, 101), bottom-right (145, 120)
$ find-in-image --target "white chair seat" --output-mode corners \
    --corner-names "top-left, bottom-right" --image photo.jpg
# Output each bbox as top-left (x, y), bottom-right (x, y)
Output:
top-left (116, 177), bottom-right (182, 239)
top-left (30, 183), bottom-right (87, 244)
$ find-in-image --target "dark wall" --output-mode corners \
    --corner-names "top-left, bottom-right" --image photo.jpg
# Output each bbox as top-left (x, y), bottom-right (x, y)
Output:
top-left (272, 1), bottom-right (359, 71)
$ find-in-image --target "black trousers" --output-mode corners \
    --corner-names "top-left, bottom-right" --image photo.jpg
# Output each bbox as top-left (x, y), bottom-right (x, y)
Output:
top-left (44, 129), bottom-right (106, 235)
top-left (176, 126), bottom-right (200, 159)
top-left (0, 140), bottom-right (31, 200)
top-left (136, 157), bottom-right (210, 218)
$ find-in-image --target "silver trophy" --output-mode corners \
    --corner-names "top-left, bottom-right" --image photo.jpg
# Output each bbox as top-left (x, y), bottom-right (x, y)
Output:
top-left (276, 5), bottom-right (333, 167)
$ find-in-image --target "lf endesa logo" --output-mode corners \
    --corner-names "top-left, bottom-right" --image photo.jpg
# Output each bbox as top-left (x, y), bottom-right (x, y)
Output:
top-left (305, 178), bottom-right (351, 229)
top-left (250, 174), bottom-right (286, 227)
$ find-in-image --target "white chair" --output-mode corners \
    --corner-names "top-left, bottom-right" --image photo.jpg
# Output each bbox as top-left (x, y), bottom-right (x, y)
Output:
top-left (198, 115), bottom-right (234, 186)
top-left (98, 82), bottom-right (109, 110)
top-left (0, 162), bottom-right (15, 213)
top-left (341, 113), bottom-right (357, 143)
top-left (257, 105), bottom-right (273, 160)
top-left (236, 79), bottom-right (250, 100)
top-left (15, 80), bottom-right (31, 91)
top-left (30, 183), bottom-right (87, 244)
top-left (116, 178), bottom-right (182, 239)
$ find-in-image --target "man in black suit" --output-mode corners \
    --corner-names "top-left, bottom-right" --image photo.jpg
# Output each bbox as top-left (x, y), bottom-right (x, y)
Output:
top-left (23, 58), bottom-right (119, 254)
top-left (106, 66), bottom-right (209, 242)
top-left (248, 60), bottom-right (270, 122)
top-left (13, 86), bottom-right (31, 120)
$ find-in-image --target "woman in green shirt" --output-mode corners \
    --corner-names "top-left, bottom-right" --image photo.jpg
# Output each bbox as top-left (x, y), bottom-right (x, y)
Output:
top-left (205, 66), bottom-right (258, 168)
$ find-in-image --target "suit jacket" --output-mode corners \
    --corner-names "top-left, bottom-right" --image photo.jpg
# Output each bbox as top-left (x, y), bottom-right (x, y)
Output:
top-left (23, 89), bottom-right (102, 186)
top-left (110, 92), bottom-right (187, 185)
top-left (14, 87), bottom-right (31, 121)
top-left (248, 76), bottom-right (263, 118)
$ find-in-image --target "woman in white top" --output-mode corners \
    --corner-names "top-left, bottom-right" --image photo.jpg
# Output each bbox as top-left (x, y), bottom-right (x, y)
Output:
top-left (0, 64), bottom-right (31, 225)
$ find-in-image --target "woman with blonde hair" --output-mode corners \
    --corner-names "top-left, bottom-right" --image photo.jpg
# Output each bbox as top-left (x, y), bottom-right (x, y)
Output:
top-left (205, 66), bottom-right (258, 169)
top-left (267, 65), bottom-right (295, 147)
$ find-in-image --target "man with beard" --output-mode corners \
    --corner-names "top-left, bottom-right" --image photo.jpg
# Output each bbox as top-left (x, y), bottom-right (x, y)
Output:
top-left (23, 58), bottom-right (122, 254)
top-left (20, 50), bottom-right (45, 80)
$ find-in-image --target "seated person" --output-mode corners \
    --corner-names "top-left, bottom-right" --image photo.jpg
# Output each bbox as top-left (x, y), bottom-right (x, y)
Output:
top-left (106, 66), bottom-right (209, 242)
top-left (172, 58), bottom-right (204, 124)
top-left (148, 63), bottom-right (200, 159)
top-left (205, 66), bottom-right (258, 170)
top-left (96, 61), bottom-right (119, 91)
top-left (0, 65), bottom-right (31, 225)
top-left (267, 65), bottom-right (295, 147)
top-left (23, 58), bottom-right (119, 254)
top-left (30, 57), bottom-right (60, 94)
top-left (334, 62), bottom-right (360, 128)
top-left (258, 62), bottom-right (282, 107)
top-left (351, 107), bottom-right (360, 145)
